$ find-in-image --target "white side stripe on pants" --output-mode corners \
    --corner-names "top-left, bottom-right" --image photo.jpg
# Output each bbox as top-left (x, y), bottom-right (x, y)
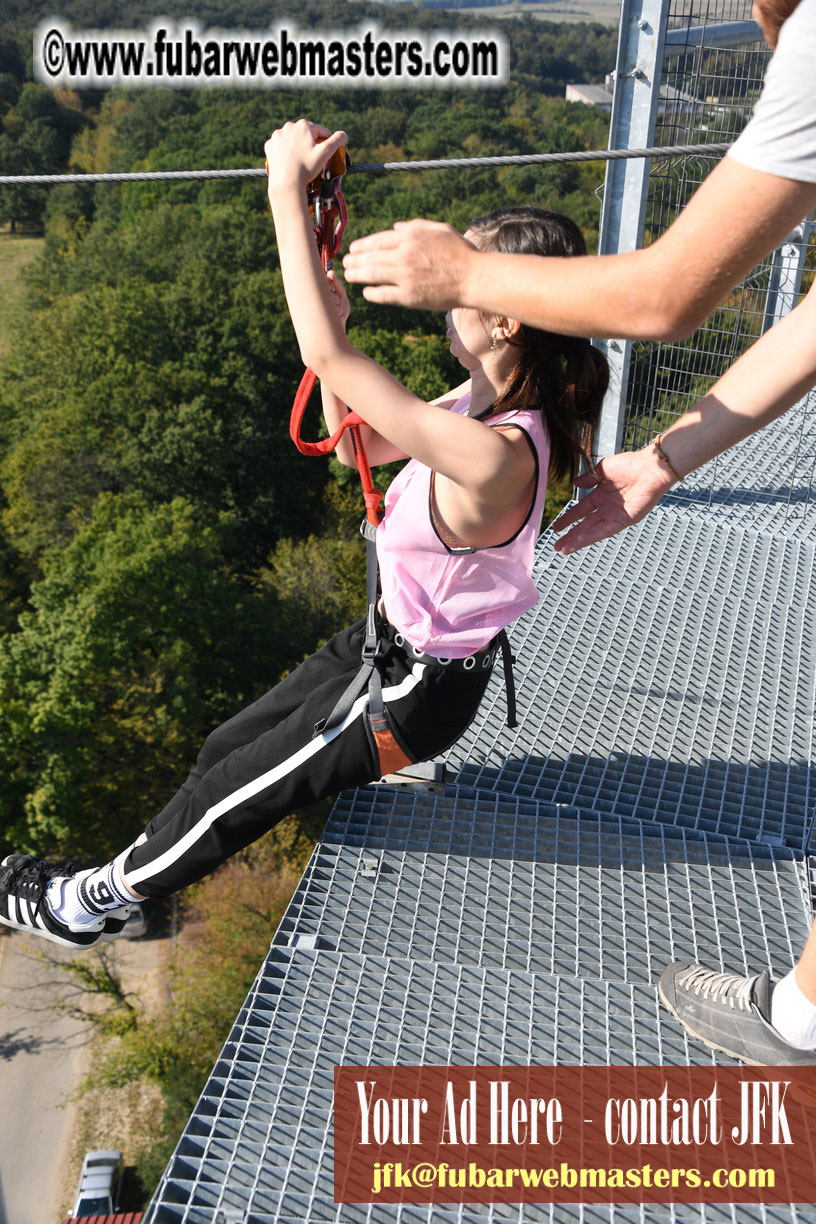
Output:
top-left (125, 664), bottom-right (426, 888)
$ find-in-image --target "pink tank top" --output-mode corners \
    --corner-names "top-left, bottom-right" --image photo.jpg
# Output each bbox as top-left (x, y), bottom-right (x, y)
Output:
top-left (376, 392), bottom-right (550, 658)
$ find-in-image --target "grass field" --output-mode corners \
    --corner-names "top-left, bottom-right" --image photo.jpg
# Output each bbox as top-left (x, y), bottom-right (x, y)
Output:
top-left (455, 0), bottom-right (620, 25)
top-left (0, 232), bottom-right (43, 358)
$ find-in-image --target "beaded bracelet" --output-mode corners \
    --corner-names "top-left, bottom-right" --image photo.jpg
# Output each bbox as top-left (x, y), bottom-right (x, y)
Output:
top-left (653, 434), bottom-right (683, 482)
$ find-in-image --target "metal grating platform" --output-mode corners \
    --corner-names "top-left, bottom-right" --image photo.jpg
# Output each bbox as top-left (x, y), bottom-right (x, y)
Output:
top-left (146, 947), bottom-right (745, 1224)
top-left (143, 949), bottom-right (816, 1224)
top-left (661, 391), bottom-right (816, 541)
top-left (443, 499), bottom-right (816, 851)
top-left (271, 787), bottom-right (811, 986)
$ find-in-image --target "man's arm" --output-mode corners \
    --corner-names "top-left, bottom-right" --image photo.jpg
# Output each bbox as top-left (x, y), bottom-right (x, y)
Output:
top-left (343, 158), bottom-right (816, 341)
top-left (551, 277), bottom-right (816, 553)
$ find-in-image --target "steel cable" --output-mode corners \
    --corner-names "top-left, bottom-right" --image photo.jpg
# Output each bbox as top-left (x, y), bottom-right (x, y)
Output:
top-left (0, 141), bottom-right (731, 186)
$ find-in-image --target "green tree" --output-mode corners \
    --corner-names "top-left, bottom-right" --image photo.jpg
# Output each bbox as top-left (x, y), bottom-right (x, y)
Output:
top-left (0, 493), bottom-right (280, 859)
top-left (0, 83), bottom-right (83, 230)
top-left (1, 219), bottom-right (324, 570)
top-left (0, 514), bottom-right (27, 636)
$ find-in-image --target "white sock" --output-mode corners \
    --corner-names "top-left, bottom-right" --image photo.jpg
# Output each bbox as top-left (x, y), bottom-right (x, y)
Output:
top-left (770, 969), bottom-right (816, 1049)
top-left (45, 871), bottom-right (105, 930)
top-left (46, 861), bottom-right (133, 930)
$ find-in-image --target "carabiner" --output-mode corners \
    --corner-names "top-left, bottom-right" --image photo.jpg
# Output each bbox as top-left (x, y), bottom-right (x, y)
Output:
top-left (307, 144), bottom-right (350, 269)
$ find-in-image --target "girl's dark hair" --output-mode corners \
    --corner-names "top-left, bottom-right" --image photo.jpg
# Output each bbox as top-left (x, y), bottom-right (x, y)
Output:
top-left (467, 205), bottom-right (609, 484)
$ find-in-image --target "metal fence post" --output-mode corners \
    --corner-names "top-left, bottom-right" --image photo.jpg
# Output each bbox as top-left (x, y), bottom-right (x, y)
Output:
top-left (762, 217), bottom-right (814, 334)
top-left (592, 0), bottom-right (671, 463)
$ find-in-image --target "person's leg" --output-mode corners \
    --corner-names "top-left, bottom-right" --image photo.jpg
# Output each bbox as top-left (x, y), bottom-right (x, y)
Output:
top-left (79, 629), bottom-right (371, 922)
top-left (0, 622), bottom-right (494, 947)
top-left (121, 625), bottom-right (380, 898)
top-left (0, 624), bottom-right (495, 948)
top-left (791, 919), bottom-right (816, 1002)
top-left (124, 631), bottom-right (493, 898)
top-left (0, 620), bottom-right (373, 946)
top-left (142, 621), bottom-right (371, 840)
top-left (769, 922), bottom-right (816, 1046)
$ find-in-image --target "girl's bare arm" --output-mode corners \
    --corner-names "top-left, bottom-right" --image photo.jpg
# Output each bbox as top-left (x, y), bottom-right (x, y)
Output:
top-left (318, 271), bottom-right (469, 467)
top-left (266, 122), bottom-right (534, 529)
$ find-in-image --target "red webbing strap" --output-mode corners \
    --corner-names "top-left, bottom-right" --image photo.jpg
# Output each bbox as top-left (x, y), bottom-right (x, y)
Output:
top-left (289, 371), bottom-right (383, 526)
top-left (290, 369), bottom-right (364, 455)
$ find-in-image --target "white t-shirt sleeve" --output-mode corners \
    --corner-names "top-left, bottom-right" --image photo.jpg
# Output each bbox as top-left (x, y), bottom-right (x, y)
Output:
top-left (728, 0), bottom-right (816, 183)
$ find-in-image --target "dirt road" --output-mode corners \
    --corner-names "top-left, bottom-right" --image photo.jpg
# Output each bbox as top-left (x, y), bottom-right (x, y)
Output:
top-left (0, 931), bottom-right (90, 1224)
top-left (0, 927), bottom-right (167, 1223)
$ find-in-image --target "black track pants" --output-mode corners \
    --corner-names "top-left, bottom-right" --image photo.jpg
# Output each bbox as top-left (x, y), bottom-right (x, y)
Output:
top-left (122, 618), bottom-right (491, 898)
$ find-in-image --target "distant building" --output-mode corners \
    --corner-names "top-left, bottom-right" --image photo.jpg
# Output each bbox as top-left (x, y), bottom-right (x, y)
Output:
top-left (565, 82), bottom-right (615, 109)
top-left (566, 73), bottom-right (704, 119)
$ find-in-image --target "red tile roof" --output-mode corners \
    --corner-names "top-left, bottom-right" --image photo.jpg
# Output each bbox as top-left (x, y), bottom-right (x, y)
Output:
top-left (61, 1214), bottom-right (144, 1224)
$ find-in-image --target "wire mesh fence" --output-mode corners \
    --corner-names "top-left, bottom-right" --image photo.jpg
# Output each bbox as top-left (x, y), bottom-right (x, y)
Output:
top-left (621, 0), bottom-right (779, 453)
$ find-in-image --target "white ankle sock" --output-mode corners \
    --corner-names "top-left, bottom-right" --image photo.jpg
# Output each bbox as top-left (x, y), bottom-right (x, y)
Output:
top-left (770, 968), bottom-right (816, 1049)
top-left (45, 871), bottom-right (105, 929)
top-left (46, 861), bottom-right (133, 930)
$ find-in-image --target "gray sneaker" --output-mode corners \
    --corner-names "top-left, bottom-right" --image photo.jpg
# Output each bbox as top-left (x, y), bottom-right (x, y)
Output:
top-left (659, 961), bottom-right (816, 1066)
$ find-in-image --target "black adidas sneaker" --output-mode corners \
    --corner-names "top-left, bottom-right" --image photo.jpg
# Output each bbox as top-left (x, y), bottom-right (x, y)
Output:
top-left (0, 855), bottom-right (130, 948)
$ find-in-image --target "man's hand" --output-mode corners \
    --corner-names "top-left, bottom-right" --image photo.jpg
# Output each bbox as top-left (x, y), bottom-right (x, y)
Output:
top-left (552, 449), bottom-right (677, 554)
top-left (343, 219), bottom-right (477, 309)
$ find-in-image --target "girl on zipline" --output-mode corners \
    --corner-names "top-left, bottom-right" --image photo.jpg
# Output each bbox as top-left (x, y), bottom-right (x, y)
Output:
top-left (0, 120), bottom-right (608, 948)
